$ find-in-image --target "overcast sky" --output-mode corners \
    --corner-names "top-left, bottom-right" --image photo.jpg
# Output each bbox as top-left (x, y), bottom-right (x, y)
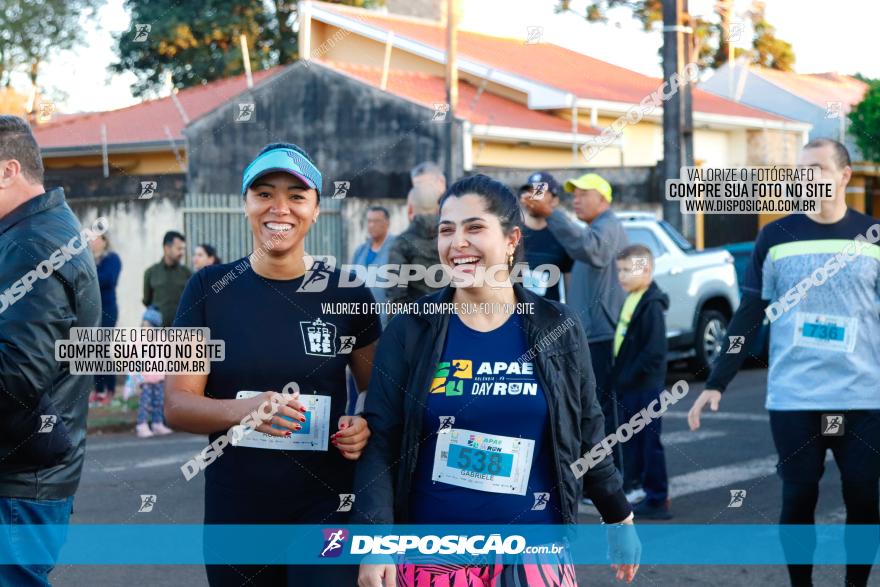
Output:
top-left (23, 0), bottom-right (880, 113)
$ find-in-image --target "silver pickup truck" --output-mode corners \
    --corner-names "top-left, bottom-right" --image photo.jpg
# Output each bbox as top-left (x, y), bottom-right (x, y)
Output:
top-left (618, 212), bottom-right (740, 373)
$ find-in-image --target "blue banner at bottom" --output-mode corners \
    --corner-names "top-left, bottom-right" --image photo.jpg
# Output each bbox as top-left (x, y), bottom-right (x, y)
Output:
top-left (2, 524), bottom-right (880, 565)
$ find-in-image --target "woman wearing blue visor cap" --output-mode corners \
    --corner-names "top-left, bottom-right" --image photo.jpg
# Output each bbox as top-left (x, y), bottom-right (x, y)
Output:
top-left (166, 142), bottom-right (381, 586)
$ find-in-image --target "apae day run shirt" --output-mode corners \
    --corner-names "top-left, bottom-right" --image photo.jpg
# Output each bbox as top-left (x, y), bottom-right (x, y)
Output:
top-left (173, 257), bottom-right (381, 500)
top-left (746, 209), bottom-right (880, 410)
top-left (410, 313), bottom-right (561, 524)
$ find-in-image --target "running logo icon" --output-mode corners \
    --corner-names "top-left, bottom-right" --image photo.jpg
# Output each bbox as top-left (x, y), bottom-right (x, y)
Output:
top-left (822, 414), bottom-right (844, 436)
top-left (139, 181), bottom-right (157, 200)
top-left (430, 360), bottom-right (472, 396)
top-left (37, 102), bottom-right (55, 123)
top-left (300, 319), bottom-right (338, 357)
top-left (529, 182), bottom-right (547, 201)
top-left (332, 181), bottom-right (350, 199)
top-left (336, 494), bottom-right (355, 512)
top-left (438, 416), bottom-right (456, 432)
top-left (337, 336), bottom-right (356, 355)
top-left (631, 256), bottom-right (649, 276)
top-left (132, 24), bottom-right (151, 42)
top-left (726, 21), bottom-right (743, 42)
top-left (525, 25), bottom-right (543, 45)
top-left (38, 415), bottom-right (57, 433)
top-left (825, 101), bottom-right (843, 119)
top-left (727, 336), bottom-right (745, 354)
top-left (298, 257), bottom-right (335, 293)
top-left (728, 489), bottom-right (746, 508)
top-left (234, 103), bottom-right (255, 123)
top-left (432, 103), bottom-right (450, 122)
top-left (320, 529), bottom-right (348, 558)
top-left (531, 492), bottom-right (550, 511)
top-left (138, 494), bottom-right (157, 513)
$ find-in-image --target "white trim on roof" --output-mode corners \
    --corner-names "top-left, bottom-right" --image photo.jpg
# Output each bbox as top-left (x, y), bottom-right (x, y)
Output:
top-left (570, 97), bottom-right (811, 132)
top-left (470, 125), bottom-right (608, 148)
top-left (307, 1), bottom-right (805, 130)
top-left (307, 3), bottom-right (572, 107)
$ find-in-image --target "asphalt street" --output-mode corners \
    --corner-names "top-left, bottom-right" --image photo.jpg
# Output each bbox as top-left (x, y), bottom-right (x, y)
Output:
top-left (50, 366), bottom-right (878, 587)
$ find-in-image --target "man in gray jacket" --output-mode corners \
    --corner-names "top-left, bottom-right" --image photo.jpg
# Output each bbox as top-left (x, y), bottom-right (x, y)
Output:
top-left (351, 205), bottom-right (395, 326)
top-left (522, 172), bottom-right (628, 492)
top-left (0, 116), bottom-right (101, 585)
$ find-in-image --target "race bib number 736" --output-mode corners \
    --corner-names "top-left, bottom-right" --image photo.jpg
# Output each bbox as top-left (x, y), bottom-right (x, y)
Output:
top-left (793, 312), bottom-right (857, 353)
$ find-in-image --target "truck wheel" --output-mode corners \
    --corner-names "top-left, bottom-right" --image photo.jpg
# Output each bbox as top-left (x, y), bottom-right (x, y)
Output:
top-left (692, 309), bottom-right (728, 377)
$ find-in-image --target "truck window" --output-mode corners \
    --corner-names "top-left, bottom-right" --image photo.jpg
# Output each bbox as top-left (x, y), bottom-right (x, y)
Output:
top-left (624, 227), bottom-right (667, 257)
top-left (659, 220), bottom-right (695, 251)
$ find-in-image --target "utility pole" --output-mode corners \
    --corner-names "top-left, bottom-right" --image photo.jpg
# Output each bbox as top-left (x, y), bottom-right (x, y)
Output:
top-left (682, 0), bottom-right (695, 242)
top-left (445, 0), bottom-right (459, 182)
top-left (661, 0), bottom-right (694, 239)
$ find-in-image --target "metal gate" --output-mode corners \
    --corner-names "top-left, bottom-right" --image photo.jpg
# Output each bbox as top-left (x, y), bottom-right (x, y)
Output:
top-left (183, 193), bottom-right (344, 263)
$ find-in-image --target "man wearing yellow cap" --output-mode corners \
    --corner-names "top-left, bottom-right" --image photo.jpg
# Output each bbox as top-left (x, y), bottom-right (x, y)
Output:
top-left (522, 172), bottom-right (629, 499)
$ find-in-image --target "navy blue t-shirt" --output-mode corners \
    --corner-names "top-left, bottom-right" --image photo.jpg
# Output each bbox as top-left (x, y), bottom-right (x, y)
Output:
top-left (410, 313), bottom-right (562, 524)
top-left (521, 225), bottom-right (574, 301)
top-left (173, 257), bottom-right (381, 501)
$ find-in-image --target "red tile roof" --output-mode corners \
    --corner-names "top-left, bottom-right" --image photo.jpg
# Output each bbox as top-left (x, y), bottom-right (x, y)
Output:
top-left (749, 66), bottom-right (868, 109)
top-left (34, 68), bottom-right (284, 151)
top-left (322, 60), bottom-right (598, 135)
top-left (314, 1), bottom-right (789, 122)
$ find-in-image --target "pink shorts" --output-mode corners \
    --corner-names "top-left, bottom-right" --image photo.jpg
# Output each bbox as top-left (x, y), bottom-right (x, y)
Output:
top-left (397, 550), bottom-right (578, 587)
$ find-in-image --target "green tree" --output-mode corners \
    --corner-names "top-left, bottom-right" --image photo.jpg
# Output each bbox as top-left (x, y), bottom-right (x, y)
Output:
top-left (848, 80), bottom-right (880, 162)
top-left (0, 0), bottom-right (102, 87)
top-left (556, 0), bottom-right (794, 72)
top-left (113, 0), bottom-right (384, 97)
top-left (748, 10), bottom-right (793, 71)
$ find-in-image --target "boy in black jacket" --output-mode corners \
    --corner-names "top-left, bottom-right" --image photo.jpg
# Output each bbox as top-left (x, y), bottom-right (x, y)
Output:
top-left (611, 244), bottom-right (671, 519)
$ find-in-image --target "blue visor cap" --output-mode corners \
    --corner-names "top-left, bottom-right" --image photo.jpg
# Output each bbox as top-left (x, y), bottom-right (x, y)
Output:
top-left (241, 148), bottom-right (323, 197)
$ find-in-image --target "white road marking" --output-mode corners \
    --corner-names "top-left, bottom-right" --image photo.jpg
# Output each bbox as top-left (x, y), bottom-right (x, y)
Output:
top-left (579, 455), bottom-right (776, 516)
top-left (87, 436), bottom-right (206, 452)
top-left (580, 452), bottom-right (835, 516)
top-left (667, 455), bottom-right (779, 499)
top-left (93, 451), bottom-right (202, 473)
top-left (661, 429), bottom-right (726, 444)
top-left (664, 411), bottom-right (770, 423)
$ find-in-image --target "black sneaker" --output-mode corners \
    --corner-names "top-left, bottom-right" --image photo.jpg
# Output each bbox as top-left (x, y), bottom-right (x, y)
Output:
top-left (633, 498), bottom-right (672, 520)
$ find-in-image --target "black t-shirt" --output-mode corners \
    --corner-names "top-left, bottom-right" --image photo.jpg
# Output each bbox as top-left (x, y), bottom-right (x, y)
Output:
top-left (521, 225), bottom-right (574, 301)
top-left (173, 257), bottom-right (380, 501)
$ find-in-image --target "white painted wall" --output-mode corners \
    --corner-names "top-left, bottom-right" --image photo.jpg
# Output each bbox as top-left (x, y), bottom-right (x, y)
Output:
top-left (69, 197), bottom-right (184, 329)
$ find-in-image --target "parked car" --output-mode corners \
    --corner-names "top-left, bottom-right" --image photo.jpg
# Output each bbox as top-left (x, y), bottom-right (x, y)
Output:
top-left (618, 212), bottom-right (740, 373)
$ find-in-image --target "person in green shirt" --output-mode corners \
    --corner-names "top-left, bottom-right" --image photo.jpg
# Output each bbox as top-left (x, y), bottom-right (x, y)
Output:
top-left (610, 244), bottom-right (671, 519)
top-left (143, 230), bottom-right (192, 327)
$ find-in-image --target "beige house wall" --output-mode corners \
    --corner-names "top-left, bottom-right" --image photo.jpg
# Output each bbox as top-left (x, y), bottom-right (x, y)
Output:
top-left (44, 150), bottom-right (186, 176)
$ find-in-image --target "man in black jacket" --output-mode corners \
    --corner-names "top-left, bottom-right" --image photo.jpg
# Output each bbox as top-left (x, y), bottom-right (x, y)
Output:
top-left (610, 244), bottom-right (671, 519)
top-left (385, 164), bottom-right (446, 307)
top-left (0, 115), bottom-right (101, 585)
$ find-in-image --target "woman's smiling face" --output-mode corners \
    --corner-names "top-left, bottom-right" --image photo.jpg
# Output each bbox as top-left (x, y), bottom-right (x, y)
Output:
top-left (438, 193), bottom-right (519, 287)
top-left (244, 171), bottom-right (319, 254)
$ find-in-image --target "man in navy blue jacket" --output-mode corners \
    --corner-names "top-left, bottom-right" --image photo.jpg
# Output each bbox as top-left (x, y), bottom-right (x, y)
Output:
top-left (610, 244), bottom-right (670, 519)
